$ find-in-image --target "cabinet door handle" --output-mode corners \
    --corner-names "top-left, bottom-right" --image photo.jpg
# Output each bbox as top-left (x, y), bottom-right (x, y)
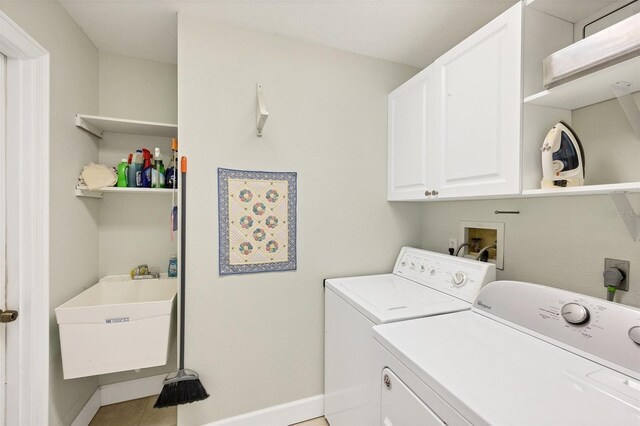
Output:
top-left (432, 190), bottom-right (439, 196)
top-left (424, 190), bottom-right (432, 196)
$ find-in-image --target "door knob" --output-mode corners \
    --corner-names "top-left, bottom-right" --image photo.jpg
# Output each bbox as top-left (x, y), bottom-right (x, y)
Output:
top-left (0, 309), bottom-right (19, 323)
top-left (432, 190), bottom-right (439, 196)
top-left (424, 190), bottom-right (432, 196)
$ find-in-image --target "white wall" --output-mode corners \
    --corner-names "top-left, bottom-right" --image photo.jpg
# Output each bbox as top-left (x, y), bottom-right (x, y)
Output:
top-left (0, 1), bottom-right (100, 424)
top-left (421, 194), bottom-right (640, 307)
top-left (99, 51), bottom-right (177, 124)
top-left (178, 15), bottom-right (421, 423)
top-left (574, 93), bottom-right (640, 185)
top-left (96, 52), bottom-right (178, 385)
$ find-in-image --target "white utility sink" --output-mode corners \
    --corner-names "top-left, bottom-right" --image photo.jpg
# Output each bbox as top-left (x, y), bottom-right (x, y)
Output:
top-left (55, 276), bottom-right (177, 379)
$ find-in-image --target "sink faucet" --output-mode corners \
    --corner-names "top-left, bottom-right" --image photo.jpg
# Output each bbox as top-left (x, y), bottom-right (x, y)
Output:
top-left (132, 264), bottom-right (160, 280)
top-left (476, 245), bottom-right (497, 262)
top-left (454, 242), bottom-right (470, 257)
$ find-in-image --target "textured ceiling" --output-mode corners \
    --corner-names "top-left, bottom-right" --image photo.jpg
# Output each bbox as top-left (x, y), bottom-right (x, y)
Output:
top-left (60, 0), bottom-right (519, 67)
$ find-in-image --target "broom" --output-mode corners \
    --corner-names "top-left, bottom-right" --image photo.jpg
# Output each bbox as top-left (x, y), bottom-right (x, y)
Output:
top-left (155, 156), bottom-right (210, 408)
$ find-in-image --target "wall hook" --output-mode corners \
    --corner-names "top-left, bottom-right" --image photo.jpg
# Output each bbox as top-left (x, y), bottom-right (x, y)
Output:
top-left (256, 83), bottom-right (269, 137)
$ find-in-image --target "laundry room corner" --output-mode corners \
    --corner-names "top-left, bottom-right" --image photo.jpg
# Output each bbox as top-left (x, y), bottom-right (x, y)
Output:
top-left (177, 14), bottom-right (423, 424)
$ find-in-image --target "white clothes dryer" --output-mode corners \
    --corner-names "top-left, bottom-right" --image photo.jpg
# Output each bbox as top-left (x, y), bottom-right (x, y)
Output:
top-left (373, 280), bottom-right (640, 425)
top-left (324, 247), bottom-right (496, 426)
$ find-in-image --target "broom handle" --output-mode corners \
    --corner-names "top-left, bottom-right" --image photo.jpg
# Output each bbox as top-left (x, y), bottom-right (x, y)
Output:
top-left (179, 156), bottom-right (187, 371)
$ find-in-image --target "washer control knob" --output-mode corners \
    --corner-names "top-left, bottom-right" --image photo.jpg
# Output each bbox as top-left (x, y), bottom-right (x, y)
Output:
top-left (430, 268), bottom-right (436, 276)
top-left (420, 265), bottom-right (425, 272)
top-left (410, 262), bottom-right (415, 269)
top-left (629, 326), bottom-right (640, 345)
top-left (561, 303), bottom-right (590, 325)
top-left (452, 272), bottom-right (466, 286)
top-left (401, 261), bottom-right (406, 267)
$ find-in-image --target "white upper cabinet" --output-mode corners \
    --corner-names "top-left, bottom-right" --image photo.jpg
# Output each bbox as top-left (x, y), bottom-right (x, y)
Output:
top-left (434, 2), bottom-right (522, 199)
top-left (387, 65), bottom-right (437, 200)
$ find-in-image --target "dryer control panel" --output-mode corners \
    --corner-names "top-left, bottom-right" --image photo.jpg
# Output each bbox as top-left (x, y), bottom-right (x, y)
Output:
top-left (473, 280), bottom-right (640, 379)
top-left (393, 247), bottom-right (496, 304)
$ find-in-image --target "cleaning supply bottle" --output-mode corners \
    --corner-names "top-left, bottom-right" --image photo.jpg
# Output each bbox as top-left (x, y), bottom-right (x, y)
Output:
top-left (166, 138), bottom-right (178, 189)
top-left (142, 148), bottom-right (153, 188)
top-left (130, 150), bottom-right (144, 187)
top-left (152, 147), bottom-right (165, 188)
top-left (168, 255), bottom-right (178, 278)
top-left (116, 159), bottom-right (128, 187)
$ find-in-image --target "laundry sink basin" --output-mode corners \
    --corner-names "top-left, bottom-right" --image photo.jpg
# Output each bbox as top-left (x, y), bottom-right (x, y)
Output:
top-left (55, 276), bottom-right (177, 379)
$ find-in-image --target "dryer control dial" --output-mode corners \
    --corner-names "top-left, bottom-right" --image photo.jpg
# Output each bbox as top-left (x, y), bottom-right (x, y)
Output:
top-left (629, 326), bottom-right (640, 345)
top-left (452, 272), bottom-right (466, 286)
top-left (561, 303), bottom-right (590, 325)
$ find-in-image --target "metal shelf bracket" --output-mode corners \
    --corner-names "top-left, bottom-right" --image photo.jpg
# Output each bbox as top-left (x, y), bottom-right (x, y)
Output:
top-left (611, 81), bottom-right (640, 140)
top-left (256, 83), bottom-right (269, 137)
top-left (75, 187), bottom-right (104, 199)
top-left (610, 192), bottom-right (640, 241)
top-left (75, 114), bottom-right (104, 138)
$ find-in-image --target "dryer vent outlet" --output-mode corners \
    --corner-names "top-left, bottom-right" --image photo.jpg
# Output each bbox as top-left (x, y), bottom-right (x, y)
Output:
top-left (459, 221), bottom-right (504, 270)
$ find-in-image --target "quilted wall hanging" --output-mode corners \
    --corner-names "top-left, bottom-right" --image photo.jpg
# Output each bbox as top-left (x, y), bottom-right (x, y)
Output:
top-left (218, 168), bottom-right (297, 275)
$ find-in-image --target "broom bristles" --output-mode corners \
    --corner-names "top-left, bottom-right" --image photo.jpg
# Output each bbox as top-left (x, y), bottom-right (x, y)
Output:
top-left (154, 378), bottom-right (209, 408)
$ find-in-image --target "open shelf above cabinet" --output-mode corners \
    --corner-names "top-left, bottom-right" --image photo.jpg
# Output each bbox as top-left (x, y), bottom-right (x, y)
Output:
top-left (75, 185), bottom-right (175, 199)
top-left (75, 114), bottom-right (178, 138)
top-left (524, 56), bottom-right (640, 110)
top-left (521, 182), bottom-right (640, 198)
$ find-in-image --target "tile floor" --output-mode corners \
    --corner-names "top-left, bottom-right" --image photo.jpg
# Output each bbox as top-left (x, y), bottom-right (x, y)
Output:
top-left (88, 396), bottom-right (328, 426)
top-left (293, 417), bottom-right (330, 425)
top-left (89, 395), bottom-right (176, 426)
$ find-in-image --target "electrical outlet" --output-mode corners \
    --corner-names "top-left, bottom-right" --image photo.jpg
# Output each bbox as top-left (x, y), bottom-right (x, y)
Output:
top-left (604, 258), bottom-right (630, 291)
top-left (449, 238), bottom-right (457, 249)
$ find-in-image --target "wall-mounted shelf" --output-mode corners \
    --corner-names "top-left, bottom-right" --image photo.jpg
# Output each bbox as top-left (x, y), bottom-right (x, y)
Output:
top-left (75, 114), bottom-right (178, 139)
top-left (524, 56), bottom-right (640, 110)
top-left (75, 185), bottom-right (175, 199)
top-left (521, 182), bottom-right (640, 198)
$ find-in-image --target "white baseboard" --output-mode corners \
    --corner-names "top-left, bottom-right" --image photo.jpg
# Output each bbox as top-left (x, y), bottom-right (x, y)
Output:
top-left (100, 374), bottom-right (166, 405)
top-left (71, 374), bottom-right (168, 426)
top-left (208, 394), bottom-right (324, 426)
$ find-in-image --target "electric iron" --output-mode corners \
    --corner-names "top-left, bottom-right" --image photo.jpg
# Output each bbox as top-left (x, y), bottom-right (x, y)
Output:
top-left (540, 121), bottom-right (585, 188)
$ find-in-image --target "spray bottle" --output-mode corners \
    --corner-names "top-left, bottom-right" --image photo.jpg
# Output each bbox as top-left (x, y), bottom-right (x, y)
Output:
top-left (152, 147), bottom-right (166, 188)
top-left (142, 148), bottom-right (153, 188)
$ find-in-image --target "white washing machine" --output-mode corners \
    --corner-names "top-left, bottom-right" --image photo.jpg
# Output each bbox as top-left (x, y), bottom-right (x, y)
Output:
top-left (373, 280), bottom-right (640, 425)
top-left (324, 247), bottom-right (496, 426)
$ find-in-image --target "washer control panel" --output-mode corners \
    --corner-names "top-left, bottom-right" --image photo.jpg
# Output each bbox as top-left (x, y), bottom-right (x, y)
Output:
top-left (393, 247), bottom-right (496, 303)
top-left (473, 281), bottom-right (640, 378)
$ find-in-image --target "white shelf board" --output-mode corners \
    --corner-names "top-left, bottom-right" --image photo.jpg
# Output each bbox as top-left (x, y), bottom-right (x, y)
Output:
top-left (521, 182), bottom-right (640, 198)
top-left (524, 56), bottom-right (640, 110)
top-left (75, 185), bottom-right (175, 198)
top-left (75, 114), bottom-right (178, 138)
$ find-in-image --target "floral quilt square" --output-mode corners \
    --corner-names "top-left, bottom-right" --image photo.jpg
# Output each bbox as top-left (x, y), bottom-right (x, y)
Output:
top-left (218, 168), bottom-right (297, 275)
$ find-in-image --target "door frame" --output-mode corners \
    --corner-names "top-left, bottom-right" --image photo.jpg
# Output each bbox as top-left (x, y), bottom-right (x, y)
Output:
top-left (0, 11), bottom-right (50, 426)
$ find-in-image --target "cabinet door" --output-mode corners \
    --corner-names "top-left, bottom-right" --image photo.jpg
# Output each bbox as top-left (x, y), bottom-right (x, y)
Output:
top-left (435, 2), bottom-right (522, 199)
top-left (388, 66), bottom-right (436, 201)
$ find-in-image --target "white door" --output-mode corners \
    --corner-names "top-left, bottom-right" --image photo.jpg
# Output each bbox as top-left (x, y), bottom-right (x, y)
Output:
top-left (0, 11), bottom-right (50, 422)
top-left (387, 65), bottom-right (437, 201)
top-left (434, 2), bottom-right (522, 199)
